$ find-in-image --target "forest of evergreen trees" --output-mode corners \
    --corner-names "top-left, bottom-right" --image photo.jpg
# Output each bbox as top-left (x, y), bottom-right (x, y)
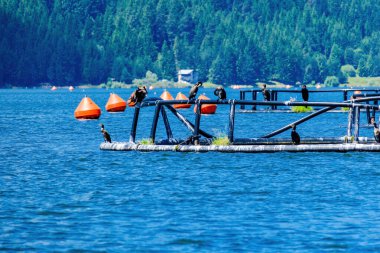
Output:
top-left (0, 0), bottom-right (379, 87)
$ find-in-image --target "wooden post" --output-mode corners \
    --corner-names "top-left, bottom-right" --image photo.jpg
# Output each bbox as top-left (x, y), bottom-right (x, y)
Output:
top-left (228, 101), bottom-right (236, 144)
top-left (194, 101), bottom-right (202, 145)
top-left (270, 90), bottom-right (275, 110)
top-left (252, 91), bottom-right (257, 110)
top-left (149, 104), bottom-right (161, 143)
top-left (354, 106), bottom-right (360, 142)
top-left (129, 107), bottom-right (140, 143)
top-left (160, 106), bottom-right (173, 139)
top-left (343, 90), bottom-right (348, 101)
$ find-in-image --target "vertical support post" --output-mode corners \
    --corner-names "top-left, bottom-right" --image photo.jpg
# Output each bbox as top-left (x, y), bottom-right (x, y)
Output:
top-left (241, 91), bottom-right (246, 110)
top-left (343, 90), bottom-right (348, 101)
top-left (150, 104), bottom-right (161, 143)
top-left (252, 91), bottom-right (257, 110)
top-left (239, 90), bottom-right (243, 109)
top-left (372, 100), bottom-right (378, 119)
top-left (354, 106), bottom-right (360, 142)
top-left (160, 106), bottom-right (173, 140)
top-left (194, 101), bottom-right (202, 145)
top-left (366, 101), bottom-right (370, 124)
top-left (228, 101), bottom-right (236, 144)
top-left (347, 107), bottom-right (354, 138)
top-left (129, 107), bottom-right (141, 143)
top-left (274, 91), bottom-right (278, 109)
top-left (270, 90), bottom-right (275, 110)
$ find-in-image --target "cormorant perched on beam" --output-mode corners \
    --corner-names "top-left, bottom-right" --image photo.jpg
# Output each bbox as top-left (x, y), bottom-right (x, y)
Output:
top-left (291, 124), bottom-right (300, 145)
top-left (100, 124), bottom-right (112, 143)
top-left (374, 123), bottom-right (380, 143)
top-left (214, 87), bottom-right (227, 100)
top-left (129, 86), bottom-right (148, 107)
top-left (301, 85), bottom-right (309, 102)
top-left (135, 86), bottom-right (147, 103)
top-left (262, 84), bottom-right (270, 101)
top-left (188, 81), bottom-right (202, 101)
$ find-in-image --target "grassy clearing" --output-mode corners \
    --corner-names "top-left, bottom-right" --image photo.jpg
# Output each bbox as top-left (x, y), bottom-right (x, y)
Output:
top-left (212, 136), bottom-right (230, 146)
top-left (345, 77), bottom-right (380, 87)
top-left (291, 106), bottom-right (314, 113)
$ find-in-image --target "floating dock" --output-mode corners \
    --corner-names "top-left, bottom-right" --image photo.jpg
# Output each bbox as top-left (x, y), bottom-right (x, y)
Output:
top-left (100, 93), bottom-right (380, 153)
top-left (100, 141), bottom-right (380, 153)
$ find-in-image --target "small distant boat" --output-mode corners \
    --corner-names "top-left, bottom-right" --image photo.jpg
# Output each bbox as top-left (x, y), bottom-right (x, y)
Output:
top-left (194, 94), bottom-right (217, 114)
top-left (51, 86), bottom-right (57, 91)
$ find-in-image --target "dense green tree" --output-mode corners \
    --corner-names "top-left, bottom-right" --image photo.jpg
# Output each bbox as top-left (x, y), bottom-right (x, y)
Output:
top-left (0, 0), bottom-right (379, 87)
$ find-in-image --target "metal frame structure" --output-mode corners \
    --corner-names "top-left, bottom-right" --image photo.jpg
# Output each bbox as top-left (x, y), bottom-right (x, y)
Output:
top-left (127, 97), bottom-right (380, 145)
top-left (239, 88), bottom-right (380, 110)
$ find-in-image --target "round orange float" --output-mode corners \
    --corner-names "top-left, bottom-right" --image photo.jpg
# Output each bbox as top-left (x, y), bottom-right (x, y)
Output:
top-left (69, 86), bottom-right (74, 92)
top-left (74, 96), bottom-right (101, 119)
top-left (173, 92), bottom-right (191, 109)
top-left (354, 90), bottom-right (362, 94)
top-left (51, 86), bottom-right (57, 91)
top-left (160, 90), bottom-right (174, 100)
top-left (127, 91), bottom-right (136, 107)
top-left (105, 93), bottom-right (127, 112)
top-left (194, 94), bottom-right (217, 114)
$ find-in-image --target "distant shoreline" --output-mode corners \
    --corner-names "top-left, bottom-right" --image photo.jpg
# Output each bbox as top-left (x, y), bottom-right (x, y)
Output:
top-left (3, 77), bottom-right (380, 89)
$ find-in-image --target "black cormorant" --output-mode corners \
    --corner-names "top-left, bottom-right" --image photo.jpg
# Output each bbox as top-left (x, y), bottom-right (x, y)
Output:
top-left (188, 81), bottom-right (202, 101)
top-left (291, 124), bottom-right (301, 145)
top-left (135, 86), bottom-right (147, 103)
top-left (214, 87), bottom-right (227, 100)
top-left (374, 123), bottom-right (380, 143)
top-left (100, 124), bottom-right (112, 143)
top-left (301, 85), bottom-right (309, 102)
top-left (262, 84), bottom-right (270, 101)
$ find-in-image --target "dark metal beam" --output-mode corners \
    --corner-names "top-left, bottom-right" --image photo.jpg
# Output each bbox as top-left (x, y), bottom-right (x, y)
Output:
top-left (149, 104), bottom-right (161, 143)
top-left (160, 106), bottom-right (173, 139)
top-left (228, 101), bottom-right (236, 144)
top-left (164, 105), bottom-right (214, 138)
top-left (129, 107), bottom-right (140, 143)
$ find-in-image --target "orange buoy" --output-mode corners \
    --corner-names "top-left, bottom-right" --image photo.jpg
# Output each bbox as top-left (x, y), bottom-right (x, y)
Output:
top-left (105, 93), bottom-right (127, 112)
top-left (69, 86), bottom-right (74, 92)
top-left (160, 90), bottom-right (174, 100)
top-left (316, 84), bottom-right (321, 89)
top-left (194, 94), bottom-right (217, 114)
top-left (51, 86), bottom-right (57, 91)
top-left (127, 91), bottom-right (136, 107)
top-left (354, 90), bottom-right (362, 94)
top-left (173, 92), bottom-right (191, 109)
top-left (74, 96), bottom-right (101, 119)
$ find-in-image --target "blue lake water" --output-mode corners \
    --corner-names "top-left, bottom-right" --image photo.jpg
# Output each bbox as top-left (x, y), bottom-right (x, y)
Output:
top-left (1, 88), bottom-right (379, 252)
